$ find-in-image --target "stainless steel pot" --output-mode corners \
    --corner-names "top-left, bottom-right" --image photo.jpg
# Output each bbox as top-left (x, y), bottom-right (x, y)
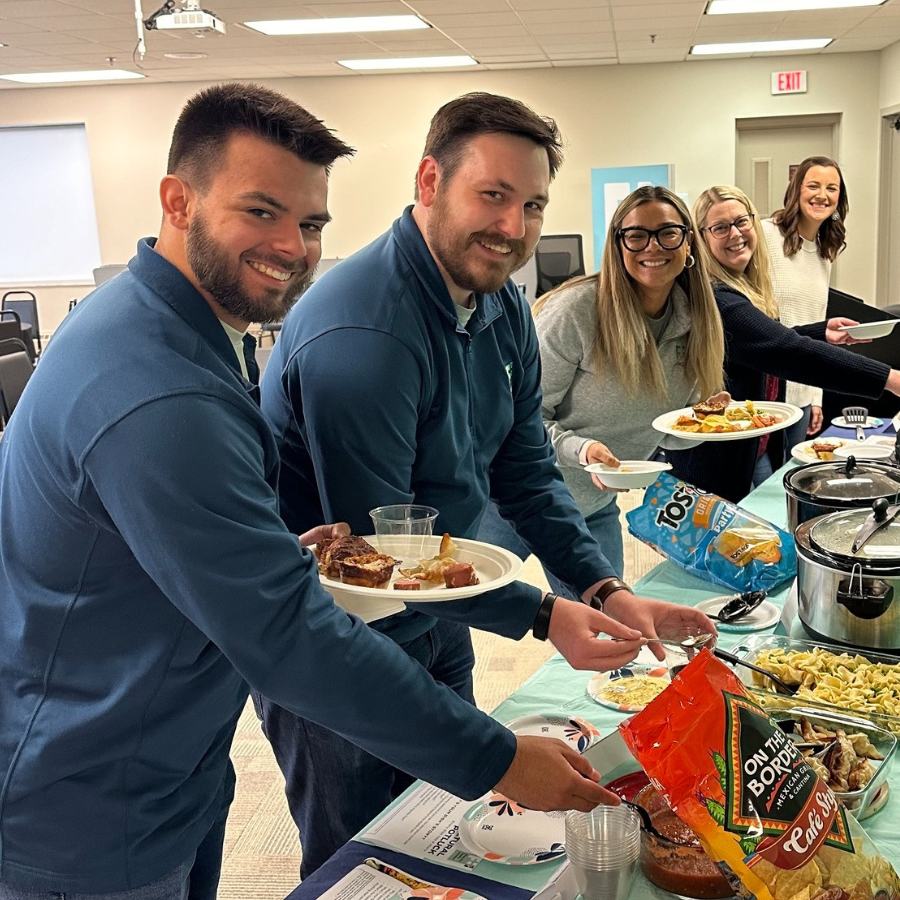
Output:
top-left (783, 456), bottom-right (900, 531)
top-left (795, 500), bottom-right (900, 652)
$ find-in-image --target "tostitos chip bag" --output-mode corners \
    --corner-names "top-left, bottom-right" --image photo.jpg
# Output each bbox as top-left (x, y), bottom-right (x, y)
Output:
top-left (625, 473), bottom-right (796, 592)
top-left (620, 651), bottom-right (899, 900)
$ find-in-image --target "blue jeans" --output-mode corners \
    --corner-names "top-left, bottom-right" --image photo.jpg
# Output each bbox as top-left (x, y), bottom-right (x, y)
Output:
top-left (0, 768), bottom-right (230, 900)
top-left (752, 448), bottom-right (774, 486)
top-left (782, 405), bottom-right (812, 463)
top-left (253, 619), bottom-right (476, 879)
top-left (476, 499), bottom-right (625, 597)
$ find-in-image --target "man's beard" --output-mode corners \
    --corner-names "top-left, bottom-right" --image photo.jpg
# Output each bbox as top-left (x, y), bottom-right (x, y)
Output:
top-left (186, 213), bottom-right (311, 324)
top-left (428, 191), bottom-right (530, 295)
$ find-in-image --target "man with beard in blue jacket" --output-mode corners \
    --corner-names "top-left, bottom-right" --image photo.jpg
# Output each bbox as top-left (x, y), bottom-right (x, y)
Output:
top-left (258, 91), bottom-right (716, 876)
top-left (0, 84), bottom-right (638, 900)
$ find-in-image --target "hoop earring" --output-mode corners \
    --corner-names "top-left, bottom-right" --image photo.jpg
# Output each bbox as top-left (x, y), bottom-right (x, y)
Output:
top-left (684, 253), bottom-right (696, 269)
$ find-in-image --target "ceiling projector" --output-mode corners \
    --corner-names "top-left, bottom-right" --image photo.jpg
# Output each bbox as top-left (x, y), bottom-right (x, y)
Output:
top-left (146, 2), bottom-right (225, 36)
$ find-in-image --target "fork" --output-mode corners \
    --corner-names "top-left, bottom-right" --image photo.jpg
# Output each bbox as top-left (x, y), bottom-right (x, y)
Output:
top-left (842, 405), bottom-right (868, 443)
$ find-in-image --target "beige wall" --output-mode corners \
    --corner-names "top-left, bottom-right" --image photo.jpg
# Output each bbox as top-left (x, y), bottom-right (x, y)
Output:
top-left (0, 51), bottom-right (886, 332)
top-left (880, 40), bottom-right (900, 111)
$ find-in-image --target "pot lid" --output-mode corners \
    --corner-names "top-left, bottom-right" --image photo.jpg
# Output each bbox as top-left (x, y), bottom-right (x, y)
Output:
top-left (810, 507), bottom-right (900, 563)
top-left (788, 459), bottom-right (900, 504)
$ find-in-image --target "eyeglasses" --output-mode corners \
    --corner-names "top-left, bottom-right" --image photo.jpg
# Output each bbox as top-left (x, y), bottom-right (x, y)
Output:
top-left (616, 224), bottom-right (688, 252)
top-left (702, 214), bottom-right (755, 240)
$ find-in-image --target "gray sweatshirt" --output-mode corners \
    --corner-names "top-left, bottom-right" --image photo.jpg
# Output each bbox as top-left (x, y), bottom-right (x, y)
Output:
top-left (536, 279), bottom-right (699, 517)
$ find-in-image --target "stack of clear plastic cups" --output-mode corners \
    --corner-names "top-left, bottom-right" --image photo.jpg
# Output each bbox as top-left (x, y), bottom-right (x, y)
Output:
top-left (564, 805), bottom-right (641, 900)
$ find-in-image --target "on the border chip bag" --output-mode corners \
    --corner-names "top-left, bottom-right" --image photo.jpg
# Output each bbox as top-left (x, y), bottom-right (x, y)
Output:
top-left (625, 473), bottom-right (796, 592)
top-left (620, 651), bottom-right (899, 900)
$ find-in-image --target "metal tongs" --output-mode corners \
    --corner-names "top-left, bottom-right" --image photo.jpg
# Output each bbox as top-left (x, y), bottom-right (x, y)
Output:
top-left (851, 497), bottom-right (900, 554)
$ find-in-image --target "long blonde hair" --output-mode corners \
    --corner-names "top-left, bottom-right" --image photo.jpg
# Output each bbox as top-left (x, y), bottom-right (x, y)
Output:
top-left (534, 186), bottom-right (723, 399)
top-left (693, 185), bottom-right (778, 319)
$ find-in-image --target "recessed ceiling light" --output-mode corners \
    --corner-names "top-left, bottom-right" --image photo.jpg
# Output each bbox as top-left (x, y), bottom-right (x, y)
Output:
top-left (691, 38), bottom-right (832, 54)
top-left (163, 51), bottom-right (208, 60)
top-left (707, 0), bottom-right (885, 12)
top-left (245, 15), bottom-right (429, 36)
top-left (339, 55), bottom-right (477, 71)
top-left (0, 69), bottom-right (145, 84)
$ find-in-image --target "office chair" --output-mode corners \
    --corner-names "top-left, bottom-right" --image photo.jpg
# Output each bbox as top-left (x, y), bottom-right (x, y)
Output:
top-left (0, 341), bottom-right (34, 426)
top-left (534, 234), bottom-right (585, 298)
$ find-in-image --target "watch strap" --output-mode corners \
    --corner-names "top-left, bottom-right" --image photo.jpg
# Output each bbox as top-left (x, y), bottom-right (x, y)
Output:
top-left (589, 578), bottom-right (631, 613)
top-left (532, 593), bottom-right (557, 641)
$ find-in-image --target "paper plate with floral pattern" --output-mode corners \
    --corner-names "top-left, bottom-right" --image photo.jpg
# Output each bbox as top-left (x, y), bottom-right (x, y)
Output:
top-left (505, 714), bottom-right (601, 752)
top-left (457, 793), bottom-right (566, 866)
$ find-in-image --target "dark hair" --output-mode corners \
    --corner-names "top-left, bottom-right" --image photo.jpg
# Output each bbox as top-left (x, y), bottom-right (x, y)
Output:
top-left (771, 155), bottom-right (848, 262)
top-left (421, 91), bottom-right (563, 184)
top-left (167, 83), bottom-right (354, 189)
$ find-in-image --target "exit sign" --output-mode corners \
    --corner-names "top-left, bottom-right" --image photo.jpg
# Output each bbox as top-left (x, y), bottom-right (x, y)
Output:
top-left (771, 70), bottom-right (807, 94)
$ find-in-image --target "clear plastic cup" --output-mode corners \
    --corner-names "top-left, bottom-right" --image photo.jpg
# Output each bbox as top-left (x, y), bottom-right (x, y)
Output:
top-left (565, 807), bottom-right (641, 900)
top-left (368, 504), bottom-right (439, 562)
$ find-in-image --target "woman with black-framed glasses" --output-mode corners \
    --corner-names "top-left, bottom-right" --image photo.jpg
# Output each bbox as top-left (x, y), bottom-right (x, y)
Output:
top-left (478, 185), bottom-right (724, 583)
top-left (666, 184), bottom-right (900, 502)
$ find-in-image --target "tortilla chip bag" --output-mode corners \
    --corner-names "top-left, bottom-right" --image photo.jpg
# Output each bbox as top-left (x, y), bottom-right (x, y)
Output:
top-left (620, 651), bottom-right (899, 900)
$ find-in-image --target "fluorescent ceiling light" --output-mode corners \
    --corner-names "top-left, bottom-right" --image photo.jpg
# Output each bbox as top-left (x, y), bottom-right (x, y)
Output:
top-left (245, 15), bottom-right (429, 35)
top-left (0, 69), bottom-right (145, 84)
top-left (339, 55), bottom-right (477, 71)
top-left (691, 38), bottom-right (832, 54)
top-left (707, 0), bottom-right (885, 12)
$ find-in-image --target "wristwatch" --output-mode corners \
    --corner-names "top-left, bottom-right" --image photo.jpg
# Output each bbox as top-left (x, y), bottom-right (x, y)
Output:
top-left (531, 593), bottom-right (558, 641)
top-left (589, 578), bottom-right (631, 613)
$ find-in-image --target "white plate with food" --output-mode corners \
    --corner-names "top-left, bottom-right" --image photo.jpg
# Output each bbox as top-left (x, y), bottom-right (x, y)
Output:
top-left (587, 665), bottom-right (671, 713)
top-left (652, 399), bottom-right (802, 443)
top-left (836, 320), bottom-right (899, 340)
top-left (458, 794), bottom-right (566, 866)
top-left (790, 437), bottom-right (846, 463)
top-left (831, 415), bottom-right (884, 429)
top-left (505, 714), bottom-right (601, 752)
top-left (315, 533), bottom-right (523, 623)
top-left (584, 460), bottom-right (671, 490)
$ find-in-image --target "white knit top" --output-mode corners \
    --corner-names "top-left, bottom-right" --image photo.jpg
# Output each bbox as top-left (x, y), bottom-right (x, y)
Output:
top-left (761, 218), bottom-right (832, 408)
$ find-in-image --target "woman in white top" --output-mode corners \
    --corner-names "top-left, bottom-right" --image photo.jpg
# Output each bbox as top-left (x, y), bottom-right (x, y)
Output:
top-left (762, 156), bottom-right (849, 454)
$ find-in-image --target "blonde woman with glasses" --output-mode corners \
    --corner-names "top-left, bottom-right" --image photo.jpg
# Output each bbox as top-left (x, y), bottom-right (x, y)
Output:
top-left (667, 184), bottom-right (900, 502)
top-left (478, 185), bottom-right (724, 584)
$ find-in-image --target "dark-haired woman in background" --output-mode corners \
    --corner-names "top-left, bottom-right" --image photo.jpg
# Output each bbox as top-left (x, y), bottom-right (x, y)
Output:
top-left (763, 156), bottom-right (849, 454)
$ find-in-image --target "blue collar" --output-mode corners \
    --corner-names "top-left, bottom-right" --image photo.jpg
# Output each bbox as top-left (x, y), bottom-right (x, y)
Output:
top-left (129, 238), bottom-right (259, 390)
top-left (392, 207), bottom-right (505, 335)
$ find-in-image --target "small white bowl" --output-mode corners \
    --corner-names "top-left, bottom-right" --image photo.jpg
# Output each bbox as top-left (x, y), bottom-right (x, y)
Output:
top-left (584, 460), bottom-right (671, 489)
top-left (833, 441), bottom-right (894, 461)
top-left (837, 320), bottom-right (899, 340)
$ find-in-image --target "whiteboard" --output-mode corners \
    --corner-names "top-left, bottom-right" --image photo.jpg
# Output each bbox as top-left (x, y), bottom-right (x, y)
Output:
top-left (0, 124), bottom-right (101, 284)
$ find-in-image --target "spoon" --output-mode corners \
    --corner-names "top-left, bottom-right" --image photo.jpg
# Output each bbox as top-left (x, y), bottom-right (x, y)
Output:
top-left (612, 633), bottom-right (715, 651)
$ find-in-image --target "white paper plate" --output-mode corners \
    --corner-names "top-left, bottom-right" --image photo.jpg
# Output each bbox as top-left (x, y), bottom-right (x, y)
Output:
top-left (583, 460), bottom-right (671, 490)
top-left (458, 794), bottom-right (566, 865)
top-left (652, 401), bottom-right (802, 443)
top-left (790, 438), bottom-right (846, 463)
top-left (833, 441), bottom-right (894, 461)
top-left (694, 597), bottom-right (780, 632)
top-left (837, 320), bottom-right (899, 340)
top-left (505, 714), bottom-right (601, 752)
top-left (317, 535), bottom-right (522, 624)
top-left (831, 416), bottom-right (884, 429)
top-left (587, 665), bottom-right (671, 713)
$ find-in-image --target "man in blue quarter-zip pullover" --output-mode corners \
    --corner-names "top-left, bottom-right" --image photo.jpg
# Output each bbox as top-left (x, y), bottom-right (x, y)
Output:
top-left (258, 92), bottom-right (717, 876)
top-left (0, 84), bottom-right (641, 900)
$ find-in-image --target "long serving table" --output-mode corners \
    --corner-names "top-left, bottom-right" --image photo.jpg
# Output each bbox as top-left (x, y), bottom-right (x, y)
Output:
top-left (287, 436), bottom-right (900, 899)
